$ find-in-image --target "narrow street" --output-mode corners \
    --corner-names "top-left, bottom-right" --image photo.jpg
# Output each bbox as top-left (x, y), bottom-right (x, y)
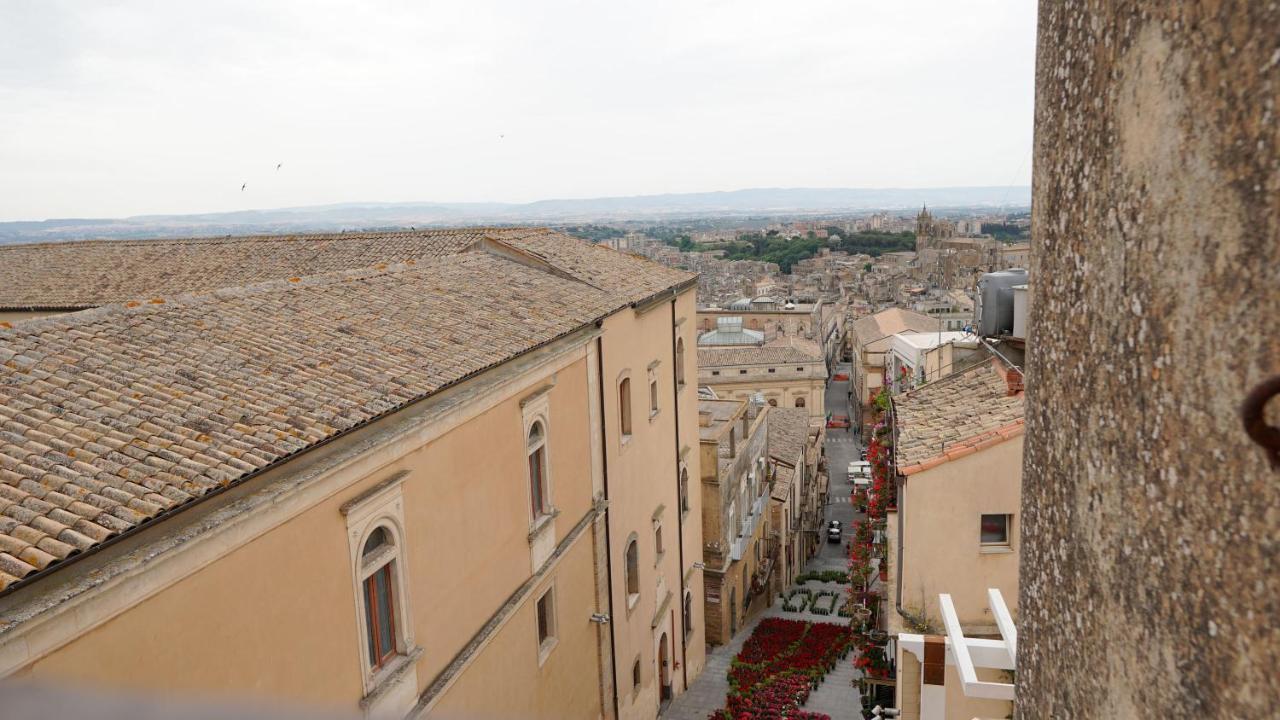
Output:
top-left (664, 362), bottom-right (867, 720)
top-left (819, 361), bottom-right (861, 574)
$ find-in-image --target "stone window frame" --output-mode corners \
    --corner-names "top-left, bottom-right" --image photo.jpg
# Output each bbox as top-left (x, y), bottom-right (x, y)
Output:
top-left (343, 475), bottom-right (417, 698)
top-left (522, 392), bottom-right (556, 530)
top-left (652, 505), bottom-right (666, 567)
top-left (534, 581), bottom-right (559, 666)
top-left (624, 532), bottom-right (641, 611)
top-left (631, 655), bottom-right (643, 699)
top-left (678, 463), bottom-right (690, 518)
top-left (675, 337), bottom-right (687, 388)
top-left (522, 389), bottom-right (560, 571)
top-left (618, 370), bottom-right (634, 445)
top-left (647, 361), bottom-right (661, 421)
top-left (682, 589), bottom-right (694, 641)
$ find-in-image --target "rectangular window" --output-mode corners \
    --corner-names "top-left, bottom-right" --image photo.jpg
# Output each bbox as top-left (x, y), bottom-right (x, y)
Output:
top-left (768, 368), bottom-right (776, 373)
top-left (536, 588), bottom-right (556, 648)
top-left (655, 523), bottom-right (664, 558)
top-left (980, 514), bottom-right (1011, 546)
top-left (711, 370), bottom-right (720, 376)
top-left (364, 564), bottom-right (397, 670)
top-left (650, 379), bottom-right (659, 416)
top-left (739, 369), bottom-right (747, 375)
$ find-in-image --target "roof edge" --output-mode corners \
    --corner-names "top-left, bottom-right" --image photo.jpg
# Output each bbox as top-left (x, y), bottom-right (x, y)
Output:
top-left (899, 419), bottom-right (1025, 476)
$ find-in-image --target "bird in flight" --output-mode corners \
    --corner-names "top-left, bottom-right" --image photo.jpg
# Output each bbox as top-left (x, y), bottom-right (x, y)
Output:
top-left (276, 163), bottom-right (282, 171)
top-left (241, 183), bottom-right (247, 191)
top-left (499, 134), bottom-right (505, 139)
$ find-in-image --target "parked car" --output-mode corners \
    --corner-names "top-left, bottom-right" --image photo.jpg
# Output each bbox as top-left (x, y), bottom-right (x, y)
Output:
top-left (826, 414), bottom-right (851, 429)
top-left (832, 372), bottom-right (849, 381)
top-left (859, 448), bottom-right (868, 461)
top-left (827, 520), bottom-right (842, 543)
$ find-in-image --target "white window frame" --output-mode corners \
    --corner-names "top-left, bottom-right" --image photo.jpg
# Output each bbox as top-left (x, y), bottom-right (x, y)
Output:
top-left (343, 476), bottom-right (416, 696)
top-left (980, 513), bottom-right (1013, 551)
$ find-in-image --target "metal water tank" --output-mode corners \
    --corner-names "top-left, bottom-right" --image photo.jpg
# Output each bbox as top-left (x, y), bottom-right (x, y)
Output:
top-left (976, 269), bottom-right (1028, 337)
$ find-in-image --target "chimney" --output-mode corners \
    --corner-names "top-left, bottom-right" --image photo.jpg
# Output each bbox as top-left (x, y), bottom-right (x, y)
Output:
top-left (1006, 367), bottom-right (1024, 396)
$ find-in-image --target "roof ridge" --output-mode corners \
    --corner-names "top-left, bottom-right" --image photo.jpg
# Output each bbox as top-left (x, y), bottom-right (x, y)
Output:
top-left (0, 255), bottom-right (473, 336)
top-left (0, 226), bottom-right (534, 252)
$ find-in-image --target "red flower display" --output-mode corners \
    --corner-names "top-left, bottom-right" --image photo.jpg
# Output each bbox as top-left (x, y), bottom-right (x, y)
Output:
top-left (706, 619), bottom-right (850, 720)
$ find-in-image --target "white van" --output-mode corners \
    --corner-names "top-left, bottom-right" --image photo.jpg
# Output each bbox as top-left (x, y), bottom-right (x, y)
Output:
top-left (847, 461), bottom-right (871, 485)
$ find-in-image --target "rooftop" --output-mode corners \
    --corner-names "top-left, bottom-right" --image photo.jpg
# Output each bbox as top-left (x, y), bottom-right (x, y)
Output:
top-left (852, 307), bottom-right (942, 348)
top-left (767, 407), bottom-right (812, 463)
top-left (698, 399), bottom-right (744, 443)
top-left (892, 360), bottom-right (1025, 474)
top-left (0, 227), bottom-right (692, 312)
top-left (0, 231), bottom-right (692, 592)
top-left (698, 338), bottom-right (823, 369)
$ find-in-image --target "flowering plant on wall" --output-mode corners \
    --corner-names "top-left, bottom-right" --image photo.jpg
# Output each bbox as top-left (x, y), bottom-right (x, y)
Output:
top-left (853, 641), bottom-right (893, 679)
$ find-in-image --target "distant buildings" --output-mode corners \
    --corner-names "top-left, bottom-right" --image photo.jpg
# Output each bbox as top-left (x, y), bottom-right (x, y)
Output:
top-left (848, 308), bottom-right (943, 431)
top-left (697, 342), bottom-right (828, 419)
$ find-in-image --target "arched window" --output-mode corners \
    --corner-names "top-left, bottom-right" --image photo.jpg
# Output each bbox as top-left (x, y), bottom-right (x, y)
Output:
top-left (675, 337), bottom-right (686, 387)
top-left (683, 590), bottom-right (694, 640)
top-left (794, 396), bottom-right (806, 408)
top-left (361, 525), bottom-right (399, 671)
top-left (625, 536), bottom-right (640, 597)
top-left (528, 420), bottom-right (549, 519)
top-left (619, 377), bottom-right (633, 437)
top-left (679, 467), bottom-right (690, 515)
top-left (767, 398), bottom-right (778, 407)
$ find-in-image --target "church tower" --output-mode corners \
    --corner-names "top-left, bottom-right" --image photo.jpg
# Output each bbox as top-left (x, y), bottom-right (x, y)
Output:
top-left (915, 205), bottom-right (934, 253)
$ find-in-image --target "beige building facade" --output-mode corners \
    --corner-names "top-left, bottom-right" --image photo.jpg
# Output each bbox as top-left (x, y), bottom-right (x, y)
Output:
top-left (884, 360), bottom-right (1025, 720)
top-left (765, 407), bottom-right (824, 591)
top-left (697, 343), bottom-right (827, 420)
top-left (696, 399), bottom-right (772, 646)
top-left (0, 229), bottom-right (705, 720)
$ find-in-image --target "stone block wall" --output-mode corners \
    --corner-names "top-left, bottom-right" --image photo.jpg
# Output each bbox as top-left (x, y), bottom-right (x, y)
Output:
top-left (1022, 3), bottom-right (1279, 718)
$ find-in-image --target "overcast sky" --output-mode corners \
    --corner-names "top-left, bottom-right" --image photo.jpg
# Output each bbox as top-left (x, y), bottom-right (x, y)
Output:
top-left (0, 1), bottom-right (1036, 221)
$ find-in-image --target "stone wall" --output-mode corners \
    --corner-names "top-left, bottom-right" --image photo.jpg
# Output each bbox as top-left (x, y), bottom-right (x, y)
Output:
top-left (1022, 3), bottom-right (1279, 718)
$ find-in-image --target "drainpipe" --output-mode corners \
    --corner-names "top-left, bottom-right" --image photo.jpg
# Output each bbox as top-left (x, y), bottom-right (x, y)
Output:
top-left (889, 397), bottom-right (910, 622)
top-left (670, 298), bottom-right (689, 691)
top-left (595, 333), bottom-right (621, 720)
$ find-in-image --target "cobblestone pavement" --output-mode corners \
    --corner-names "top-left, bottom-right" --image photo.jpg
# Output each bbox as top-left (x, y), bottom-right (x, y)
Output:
top-left (663, 370), bottom-right (866, 720)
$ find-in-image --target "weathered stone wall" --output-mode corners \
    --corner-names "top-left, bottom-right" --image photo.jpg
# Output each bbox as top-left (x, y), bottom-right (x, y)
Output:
top-left (1022, 3), bottom-right (1279, 718)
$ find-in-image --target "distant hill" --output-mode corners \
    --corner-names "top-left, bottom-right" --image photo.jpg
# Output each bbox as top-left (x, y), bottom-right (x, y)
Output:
top-left (0, 186), bottom-right (1030, 244)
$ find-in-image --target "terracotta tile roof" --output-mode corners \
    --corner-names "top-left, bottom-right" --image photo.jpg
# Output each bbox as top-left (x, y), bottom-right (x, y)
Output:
top-left (770, 462), bottom-right (794, 502)
top-left (0, 234), bottom-right (687, 592)
top-left (767, 407), bottom-right (811, 463)
top-left (697, 340), bottom-right (823, 369)
top-left (851, 308), bottom-right (941, 348)
top-left (490, 229), bottom-right (693, 302)
top-left (893, 361), bottom-right (1025, 475)
top-left (0, 228), bottom-right (693, 311)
